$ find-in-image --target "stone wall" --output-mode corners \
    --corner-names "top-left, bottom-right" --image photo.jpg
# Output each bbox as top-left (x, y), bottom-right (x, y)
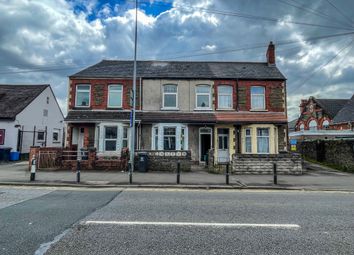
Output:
top-left (134, 150), bottom-right (192, 172)
top-left (232, 153), bottom-right (303, 175)
top-left (298, 140), bottom-right (354, 171)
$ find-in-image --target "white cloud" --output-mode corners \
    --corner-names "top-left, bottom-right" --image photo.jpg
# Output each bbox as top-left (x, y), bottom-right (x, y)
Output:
top-left (0, 0), bottom-right (353, 120)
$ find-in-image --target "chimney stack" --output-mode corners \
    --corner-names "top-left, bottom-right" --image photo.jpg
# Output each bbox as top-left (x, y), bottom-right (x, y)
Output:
top-left (266, 41), bottom-right (275, 65)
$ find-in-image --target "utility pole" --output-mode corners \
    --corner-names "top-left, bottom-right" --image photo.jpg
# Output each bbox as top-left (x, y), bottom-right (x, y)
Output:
top-left (129, 0), bottom-right (138, 184)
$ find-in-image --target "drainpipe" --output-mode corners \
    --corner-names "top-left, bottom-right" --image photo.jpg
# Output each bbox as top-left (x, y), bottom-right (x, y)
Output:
top-left (139, 77), bottom-right (142, 110)
top-left (236, 78), bottom-right (239, 111)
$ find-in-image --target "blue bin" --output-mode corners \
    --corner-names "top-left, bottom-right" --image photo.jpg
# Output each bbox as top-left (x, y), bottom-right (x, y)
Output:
top-left (9, 151), bottom-right (20, 161)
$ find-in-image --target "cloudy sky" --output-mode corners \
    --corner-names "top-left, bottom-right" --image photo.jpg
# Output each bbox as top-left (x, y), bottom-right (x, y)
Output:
top-left (1, 0), bottom-right (354, 120)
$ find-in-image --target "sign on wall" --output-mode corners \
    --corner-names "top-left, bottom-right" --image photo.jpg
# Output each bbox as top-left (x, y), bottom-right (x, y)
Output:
top-left (290, 139), bottom-right (297, 151)
top-left (0, 129), bottom-right (5, 145)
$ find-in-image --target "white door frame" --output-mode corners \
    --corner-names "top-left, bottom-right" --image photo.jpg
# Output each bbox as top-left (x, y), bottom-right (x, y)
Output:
top-left (217, 128), bottom-right (229, 163)
top-left (199, 127), bottom-right (212, 163)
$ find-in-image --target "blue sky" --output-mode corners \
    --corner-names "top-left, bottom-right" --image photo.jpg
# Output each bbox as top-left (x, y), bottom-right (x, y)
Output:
top-left (0, 0), bottom-right (353, 118)
top-left (68, 0), bottom-right (173, 20)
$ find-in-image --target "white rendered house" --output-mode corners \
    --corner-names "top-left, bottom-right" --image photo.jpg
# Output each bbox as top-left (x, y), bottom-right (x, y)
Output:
top-left (0, 84), bottom-right (64, 158)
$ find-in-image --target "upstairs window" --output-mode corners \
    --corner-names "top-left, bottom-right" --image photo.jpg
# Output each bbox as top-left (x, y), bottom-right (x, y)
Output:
top-left (108, 85), bottom-right (123, 108)
top-left (218, 86), bottom-right (232, 109)
top-left (251, 86), bottom-right (265, 110)
top-left (309, 120), bottom-right (318, 131)
top-left (37, 131), bottom-right (45, 141)
top-left (196, 85), bottom-right (211, 109)
top-left (76, 84), bottom-right (90, 107)
top-left (322, 120), bottom-right (329, 129)
top-left (163, 84), bottom-right (178, 108)
top-left (52, 131), bottom-right (60, 143)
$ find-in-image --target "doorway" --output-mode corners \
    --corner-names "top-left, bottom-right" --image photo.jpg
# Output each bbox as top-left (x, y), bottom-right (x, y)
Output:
top-left (199, 128), bottom-right (212, 163)
top-left (217, 128), bottom-right (229, 163)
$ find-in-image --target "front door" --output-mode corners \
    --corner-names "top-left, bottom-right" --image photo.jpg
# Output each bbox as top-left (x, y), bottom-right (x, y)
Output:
top-left (217, 128), bottom-right (229, 163)
top-left (77, 128), bottom-right (85, 158)
top-left (199, 128), bottom-right (212, 162)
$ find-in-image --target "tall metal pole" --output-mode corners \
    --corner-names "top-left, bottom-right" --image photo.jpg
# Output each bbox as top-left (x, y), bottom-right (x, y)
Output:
top-left (129, 0), bottom-right (138, 183)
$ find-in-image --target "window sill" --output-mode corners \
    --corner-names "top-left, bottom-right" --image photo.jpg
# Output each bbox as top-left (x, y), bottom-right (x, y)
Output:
top-left (161, 107), bottom-right (179, 111)
top-left (106, 107), bottom-right (123, 110)
top-left (216, 108), bottom-right (234, 111)
top-left (194, 108), bottom-right (212, 111)
top-left (250, 109), bottom-right (268, 112)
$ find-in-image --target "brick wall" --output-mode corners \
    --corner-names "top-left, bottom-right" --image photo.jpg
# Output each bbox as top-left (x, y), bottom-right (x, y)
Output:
top-left (232, 153), bottom-right (303, 175)
top-left (69, 78), bottom-right (141, 110)
top-left (237, 80), bottom-right (285, 112)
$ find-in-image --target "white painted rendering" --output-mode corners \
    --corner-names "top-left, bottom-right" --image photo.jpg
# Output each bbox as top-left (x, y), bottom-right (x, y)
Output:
top-left (0, 86), bottom-right (64, 153)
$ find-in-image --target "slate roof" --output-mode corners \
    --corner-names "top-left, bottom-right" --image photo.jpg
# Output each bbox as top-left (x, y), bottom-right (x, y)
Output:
top-left (0, 84), bottom-right (49, 120)
top-left (314, 98), bottom-right (349, 119)
top-left (70, 60), bottom-right (286, 80)
top-left (333, 94), bottom-right (354, 124)
top-left (65, 110), bottom-right (286, 124)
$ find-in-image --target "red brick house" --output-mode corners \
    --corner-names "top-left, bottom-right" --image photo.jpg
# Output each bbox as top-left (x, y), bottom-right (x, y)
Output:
top-left (64, 42), bottom-right (301, 174)
top-left (295, 96), bottom-right (353, 131)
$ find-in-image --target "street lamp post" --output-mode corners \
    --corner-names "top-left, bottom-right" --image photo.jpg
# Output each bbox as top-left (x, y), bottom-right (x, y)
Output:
top-left (129, 0), bottom-right (138, 184)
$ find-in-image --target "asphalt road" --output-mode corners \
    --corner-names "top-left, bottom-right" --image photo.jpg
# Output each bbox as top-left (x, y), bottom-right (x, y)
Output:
top-left (1, 187), bottom-right (353, 254)
top-left (44, 189), bottom-right (354, 255)
top-left (0, 187), bottom-right (120, 255)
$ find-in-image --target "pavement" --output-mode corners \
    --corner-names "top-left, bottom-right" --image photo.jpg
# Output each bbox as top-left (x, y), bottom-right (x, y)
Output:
top-left (0, 161), bottom-right (353, 191)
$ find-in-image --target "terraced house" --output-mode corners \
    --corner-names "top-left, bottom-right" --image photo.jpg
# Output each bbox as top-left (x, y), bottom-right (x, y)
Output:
top-left (65, 42), bottom-right (300, 173)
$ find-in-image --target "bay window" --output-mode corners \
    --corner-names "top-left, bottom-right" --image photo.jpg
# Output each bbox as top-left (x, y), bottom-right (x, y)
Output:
top-left (245, 128), bottom-right (252, 153)
top-left (108, 84), bottom-right (123, 108)
top-left (104, 126), bottom-right (118, 151)
top-left (163, 84), bottom-right (178, 108)
top-left (163, 127), bottom-right (176, 150)
top-left (152, 124), bottom-right (188, 150)
top-left (122, 126), bottom-right (128, 148)
top-left (257, 128), bottom-right (269, 153)
top-left (251, 86), bottom-right (265, 110)
top-left (76, 84), bottom-right (90, 107)
top-left (218, 85), bottom-right (232, 109)
top-left (196, 85), bottom-right (211, 109)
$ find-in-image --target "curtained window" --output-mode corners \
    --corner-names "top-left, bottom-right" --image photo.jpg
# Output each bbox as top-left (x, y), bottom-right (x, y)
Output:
top-left (163, 84), bottom-right (178, 108)
top-left (251, 86), bottom-right (265, 110)
top-left (257, 128), bottom-right (269, 153)
top-left (218, 86), bottom-right (232, 109)
top-left (245, 128), bottom-right (252, 153)
top-left (76, 84), bottom-right (90, 107)
top-left (196, 85), bottom-right (211, 109)
top-left (108, 85), bottom-right (123, 108)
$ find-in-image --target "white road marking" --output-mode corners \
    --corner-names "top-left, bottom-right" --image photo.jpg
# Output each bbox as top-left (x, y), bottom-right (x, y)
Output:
top-left (84, 221), bottom-right (300, 229)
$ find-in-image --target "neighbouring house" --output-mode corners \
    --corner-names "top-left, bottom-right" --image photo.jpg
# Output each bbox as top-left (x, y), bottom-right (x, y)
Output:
top-left (0, 84), bottom-right (64, 159)
top-left (63, 42), bottom-right (302, 174)
top-left (332, 94), bottom-right (354, 130)
top-left (290, 95), bottom-right (354, 141)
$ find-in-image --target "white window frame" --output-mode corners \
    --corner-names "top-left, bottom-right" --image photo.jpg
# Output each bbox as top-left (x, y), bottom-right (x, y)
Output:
top-left (151, 123), bottom-right (188, 150)
top-left (309, 120), bottom-right (318, 131)
top-left (52, 130), bottom-right (60, 143)
top-left (256, 128), bottom-right (270, 154)
top-left (75, 84), bottom-right (91, 107)
top-left (299, 123), bottom-right (305, 131)
top-left (104, 126), bottom-right (118, 152)
top-left (251, 86), bottom-right (266, 110)
top-left (108, 84), bottom-right (123, 108)
top-left (322, 120), bottom-right (329, 129)
top-left (245, 128), bottom-right (252, 153)
top-left (122, 126), bottom-right (129, 148)
top-left (153, 126), bottom-right (159, 150)
top-left (162, 84), bottom-right (178, 109)
top-left (217, 85), bottom-right (233, 110)
top-left (195, 85), bottom-right (211, 110)
top-left (37, 131), bottom-right (45, 142)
